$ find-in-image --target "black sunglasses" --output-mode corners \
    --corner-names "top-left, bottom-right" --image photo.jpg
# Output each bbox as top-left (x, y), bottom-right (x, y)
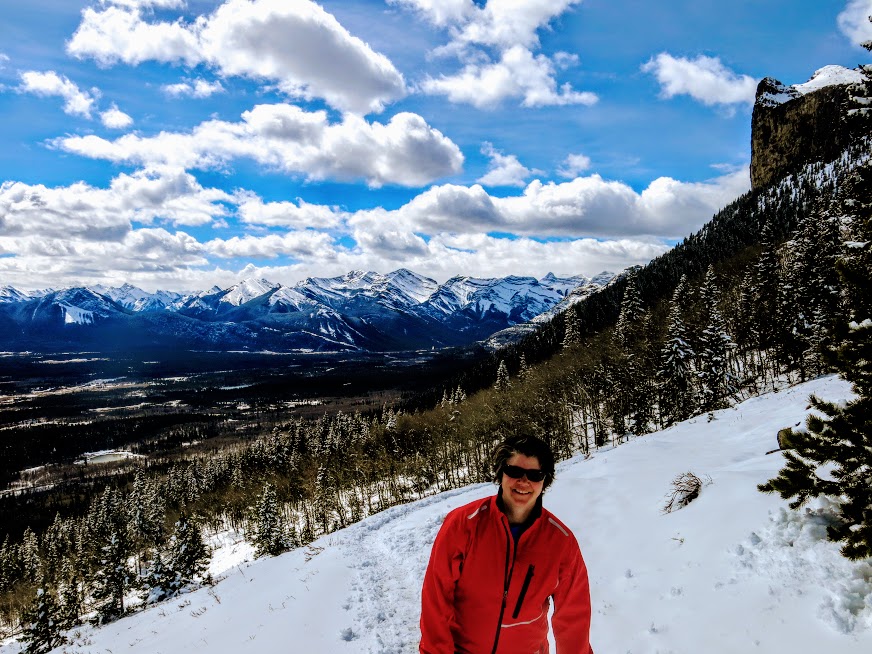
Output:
top-left (502, 464), bottom-right (546, 483)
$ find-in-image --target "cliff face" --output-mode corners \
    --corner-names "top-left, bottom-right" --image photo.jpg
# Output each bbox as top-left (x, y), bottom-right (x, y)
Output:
top-left (750, 68), bottom-right (870, 190)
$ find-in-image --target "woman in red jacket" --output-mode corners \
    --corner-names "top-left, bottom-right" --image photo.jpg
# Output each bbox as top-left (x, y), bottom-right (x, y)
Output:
top-left (420, 434), bottom-right (593, 654)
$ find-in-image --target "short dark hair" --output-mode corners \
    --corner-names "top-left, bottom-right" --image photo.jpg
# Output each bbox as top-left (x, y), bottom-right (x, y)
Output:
top-left (491, 434), bottom-right (556, 490)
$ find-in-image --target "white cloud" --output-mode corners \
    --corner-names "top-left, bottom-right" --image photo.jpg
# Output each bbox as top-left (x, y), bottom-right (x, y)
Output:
top-left (352, 168), bottom-right (750, 240)
top-left (0, 168), bottom-right (232, 244)
top-left (838, 0), bottom-right (872, 48)
top-left (68, 0), bottom-right (407, 114)
top-left (162, 78), bottom-right (225, 98)
top-left (101, 104), bottom-right (134, 128)
top-left (557, 153), bottom-right (592, 178)
top-left (477, 142), bottom-right (538, 187)
top-left (236, 195), bottom-right (343, 229)
top-left (388, 0), bottom-right (474, 28)
top-left (68, 6), bottom-right (202, 66)
top-left (102, 0), bottom-right (185, 8)
top-left (204, 230), bottom-right (337, 260)
top-left (397, 0), bottom-right (592, 109)
top-left (18, 70), bottom-right (98, 118)
top-left (56, 104), bottom-right (464, 187)
top-left (422, 45), bottom-right (597, 108)
top-left (0, 53), bottom-right (9, 68)
top-left (453, 0), bottom-right (581, 50)
top-left (641, 53), bottom-right (758, 106)
top-left (0, 162), bottom-right (750, 291)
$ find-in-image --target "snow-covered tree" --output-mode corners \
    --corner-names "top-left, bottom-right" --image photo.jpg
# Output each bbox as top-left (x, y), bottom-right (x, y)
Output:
top-left (91, 530), bottom-right (132, 623)
top-left (658, 276), bottom-right (696, 426)
top-left (562, 309), bottom-right (581, 350)
top-left (697, 267), bottom-right (735, 413)
top-left (166, 513), bottom-right (210, 587)
top-left (21, 584), bottom-right (65, 654)
top-left (494, 360), bottom-right (511, 392)
top-left (759, 163), bottom-right (872, 560)
top-left (252, 483), bottom-right (289, 557)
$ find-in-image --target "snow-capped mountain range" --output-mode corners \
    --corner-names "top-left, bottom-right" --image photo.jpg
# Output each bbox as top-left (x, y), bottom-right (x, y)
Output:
top-left (0, 269), bottom-right (613, 353)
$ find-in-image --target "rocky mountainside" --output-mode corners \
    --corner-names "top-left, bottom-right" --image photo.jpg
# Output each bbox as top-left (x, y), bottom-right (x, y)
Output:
top-left (751, 65), bottom-right (870, 189)
top-left (0, 270), bottom-right (613, 353)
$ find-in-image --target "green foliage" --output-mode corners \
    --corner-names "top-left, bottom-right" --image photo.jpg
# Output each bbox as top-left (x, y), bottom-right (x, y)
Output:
top-left (760, 162), bottom-right (872, 560)
top-left (21, 584), bottom-right (65, 654)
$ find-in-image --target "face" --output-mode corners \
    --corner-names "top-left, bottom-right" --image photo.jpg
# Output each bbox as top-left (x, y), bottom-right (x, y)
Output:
top-left (500, 453), bottom-right (544, 524)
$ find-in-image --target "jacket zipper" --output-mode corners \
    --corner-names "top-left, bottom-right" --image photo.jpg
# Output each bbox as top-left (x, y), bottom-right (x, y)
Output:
top-left (511, 564), bottom-right (535, 619)
top-left (490, 522), bottom-right (515, 654)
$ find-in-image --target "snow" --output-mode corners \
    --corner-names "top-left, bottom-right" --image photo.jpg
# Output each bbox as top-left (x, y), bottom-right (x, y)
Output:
top-left (794, 65), bottom-right (868, 95)
top-left (220, 278), bottom-right (279, 306)
top-left (59, 303), bottom-right (95, 325)
top-left (3, 375), bottom-right (870, 653)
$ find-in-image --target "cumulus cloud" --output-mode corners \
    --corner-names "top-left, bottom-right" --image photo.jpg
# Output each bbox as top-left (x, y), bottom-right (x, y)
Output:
top-left (204, 230), bottom-right (336, 260)
top-left (0, 168), bottom-right (232, 244)
top-left (477, 142), bottom-right (539, 187)
top-left (641, 53), bottom-right (758, 106)
top-left (18, 70), bottom-right (98, 118)
top-left (236, 194), bottom-right (343, 229)
top-left (68, 0), bottom-right (406, 114)
top-left (388, 0), bottom-right (474, 28)
top-left (350, 168), bottom-right (750, 240)
top-left (838, 0), bottom-right (872, 48)
top-left (56, 104), bottom-right (464, 187)
top-left (557, 153), bottom-right (592, 178)
top-left (0, 161), bottom-right (750, 291)
top-left (162, 78), bottom-right (225, 98)
top-left (397, 0), bottom-right (592, 109)
top-left (101, 103), bottom-right (134, 128)
top-left (422, 45), bottom-right (597, 108)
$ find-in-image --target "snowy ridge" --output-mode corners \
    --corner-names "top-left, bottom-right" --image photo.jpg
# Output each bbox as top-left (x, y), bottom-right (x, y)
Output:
top-left (3, 376), bottom-right (867, 653)
top-left (758, 65), bottom-right (867, 106)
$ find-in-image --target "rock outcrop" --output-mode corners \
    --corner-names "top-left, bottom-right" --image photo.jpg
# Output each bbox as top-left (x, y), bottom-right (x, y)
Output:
top-left (751, 66), bottom-right (870, 190)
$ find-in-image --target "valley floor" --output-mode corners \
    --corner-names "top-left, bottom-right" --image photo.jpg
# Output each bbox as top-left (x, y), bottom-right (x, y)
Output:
top-left (2, 375), bottom-right (870, 653)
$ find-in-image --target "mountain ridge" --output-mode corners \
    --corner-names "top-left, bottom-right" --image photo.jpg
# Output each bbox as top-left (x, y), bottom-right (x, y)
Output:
top-left (0, 269), bottom-right (614, 353)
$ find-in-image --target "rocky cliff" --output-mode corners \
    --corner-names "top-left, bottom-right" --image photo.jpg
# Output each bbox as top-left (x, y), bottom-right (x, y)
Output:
top-left (751, 65), bottom-right (870, 190)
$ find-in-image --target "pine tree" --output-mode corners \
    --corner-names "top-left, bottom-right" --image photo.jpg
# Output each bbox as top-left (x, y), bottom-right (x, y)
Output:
top-left (141, 550), bottom-right (173, 604)
top-left (759, 162), bottom-right (872, 560)
top-left (166, 513), bottom-right (210, 588)
top-left (562, 309), bottom-right (581, 350)
top-left (697, 266), bottom-right (735, 413)
top-left (252, 483), bottom-right (288, 557)
top-left (21, 583), bottom-right (65, 654)
top-left (56, 558), bottom-right (82, 629)
top-left (517, 354), bottom-right (530, 381)
top-left (658, 276), bottom-right (696, 426)
top-left (494, 360), bottom-right (511, 392)
top-left (91, 531), bottom-right (132, 623)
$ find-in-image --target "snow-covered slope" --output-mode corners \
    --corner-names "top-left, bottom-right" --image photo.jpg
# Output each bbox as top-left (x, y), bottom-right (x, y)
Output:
top-left (758, 65), bottom-right (867, 107)
top-left (7, 375), bottom-right (868, 654)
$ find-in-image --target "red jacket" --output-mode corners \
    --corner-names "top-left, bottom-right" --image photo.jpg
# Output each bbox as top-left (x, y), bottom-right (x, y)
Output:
top-left (420, 494), bottom-right (593, 654)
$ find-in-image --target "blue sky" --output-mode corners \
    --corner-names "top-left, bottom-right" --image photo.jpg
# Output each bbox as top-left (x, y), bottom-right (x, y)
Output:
top-left (0, 0), bottom-right (870, 292)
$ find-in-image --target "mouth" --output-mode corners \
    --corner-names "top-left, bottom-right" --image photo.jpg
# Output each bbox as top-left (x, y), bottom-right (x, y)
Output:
top-left (512, 489), bottom-right (532, 496)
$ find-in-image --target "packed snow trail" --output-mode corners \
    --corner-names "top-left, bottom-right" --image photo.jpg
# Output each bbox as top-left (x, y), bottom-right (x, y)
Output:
top-left (2, 375), bottom-right (871, 653)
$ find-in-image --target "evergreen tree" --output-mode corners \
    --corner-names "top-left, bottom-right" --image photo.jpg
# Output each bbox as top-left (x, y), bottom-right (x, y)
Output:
top-left (494, 360), bottom-right (511, 392)
top-left (658, 276), bottom-right (696, 426)
top-left (518, 354), bottom-right (530, 381)
top-left (562, 309), bottom-right (581, 350)
top-left (21, 583), bottom-right (65, 654)
top-left (252, 483), bottom-right (289, 557)
top-left (141, 550), bottom-right (173, 604)
top-left (697, 266), bottom-right (735, 413)
top-left (56, 558), bottom-right (82, 629)
top-left (166, 513), bottom-right (210, 588)
top-left (759, 163), bottom-right (872, 560)
top-left (91, 531), bottom-right (132, 623)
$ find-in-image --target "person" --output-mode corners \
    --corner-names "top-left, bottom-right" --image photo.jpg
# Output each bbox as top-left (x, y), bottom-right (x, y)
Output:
top-left (419, 434), bottom-right (593, 654)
